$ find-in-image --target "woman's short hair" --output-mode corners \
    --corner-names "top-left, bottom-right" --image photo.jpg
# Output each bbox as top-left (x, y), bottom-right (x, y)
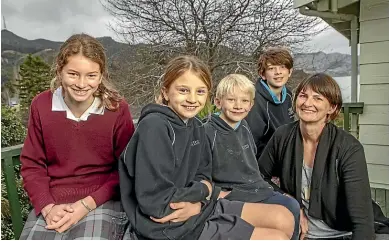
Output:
top-left (215, 74), bottom-right (255, 100)
top-left (293, 73), bottom-right (343, 121)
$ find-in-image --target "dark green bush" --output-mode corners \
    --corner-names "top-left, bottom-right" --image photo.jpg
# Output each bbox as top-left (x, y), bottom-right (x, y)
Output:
top-left (1, 105), bottom-right (27, 148)
top-left (1, 105), bottom-right (30, 239)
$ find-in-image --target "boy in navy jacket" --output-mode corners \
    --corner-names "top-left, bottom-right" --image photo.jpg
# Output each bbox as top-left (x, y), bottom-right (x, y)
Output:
top-left (246, 47), bottom-right (295, 159)
top-left (205, 74), bottom-right (300, 239)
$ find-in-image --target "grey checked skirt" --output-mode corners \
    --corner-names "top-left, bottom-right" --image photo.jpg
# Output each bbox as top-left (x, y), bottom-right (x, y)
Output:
top-left (20, 200), bottom-right (128, 240)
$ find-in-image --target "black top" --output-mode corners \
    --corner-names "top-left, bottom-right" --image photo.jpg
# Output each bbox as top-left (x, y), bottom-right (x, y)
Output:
top-left (245, 79), bottom-right (294, 158)
top-left (204, 114), bottom-right (274, 202)
top-left (119, 104), bottom-right (217, 240)
top-left (257, 121), bottom-right (374, 239)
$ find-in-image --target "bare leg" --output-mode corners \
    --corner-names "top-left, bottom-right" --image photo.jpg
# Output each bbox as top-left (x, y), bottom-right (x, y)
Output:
top-left (250, 227), bottom-right (289, 240)
top-left (242, 202), bottom-right (294, 239)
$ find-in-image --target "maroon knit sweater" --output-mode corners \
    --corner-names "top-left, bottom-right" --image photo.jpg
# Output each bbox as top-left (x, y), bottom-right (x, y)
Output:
top-left (20, 90), bottom-right (135, 215)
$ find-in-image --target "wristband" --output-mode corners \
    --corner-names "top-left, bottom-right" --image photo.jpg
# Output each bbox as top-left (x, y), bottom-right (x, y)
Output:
top-left (80, 199), bottom-right (93, 212)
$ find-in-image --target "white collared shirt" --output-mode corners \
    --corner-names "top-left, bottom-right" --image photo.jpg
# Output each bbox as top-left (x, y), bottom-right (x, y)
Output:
top-left (52, 87), bottom-right (105, 122)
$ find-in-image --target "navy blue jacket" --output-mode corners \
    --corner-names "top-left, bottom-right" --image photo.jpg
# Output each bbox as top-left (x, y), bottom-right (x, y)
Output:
top-left (246, 79), bottom-right (295, 159)
top-left (119, 104), bottom-right (217, 240)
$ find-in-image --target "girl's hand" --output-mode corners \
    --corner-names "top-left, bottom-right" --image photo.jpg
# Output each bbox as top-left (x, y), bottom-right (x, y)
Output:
top-left (46, 197), bottom-right (96, 233)
top-left (43, 204), bottom-right (73, 226)
top-left (299, 209), bottom-right (308, 240)
top-left (150, 202), bottom-right (201, 223)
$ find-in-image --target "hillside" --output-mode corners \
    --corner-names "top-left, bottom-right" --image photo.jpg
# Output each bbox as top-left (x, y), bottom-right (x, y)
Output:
top-left (1, 29), bottom-right (352, 79)
top-left (1, 30), bottom-right (353, 116)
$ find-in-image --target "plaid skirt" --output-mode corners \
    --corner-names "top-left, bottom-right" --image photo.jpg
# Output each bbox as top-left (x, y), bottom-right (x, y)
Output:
top-left (20, 200), bottom-right (128, 240)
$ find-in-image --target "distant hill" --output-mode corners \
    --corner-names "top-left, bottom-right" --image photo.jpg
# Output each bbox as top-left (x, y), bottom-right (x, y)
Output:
top-left (1, 29), bottom-right (352, 78)
top-left (294, 51), bottom-right (352, 77)
top-left (1, 30), bottom-right (62, 54)
top-left (1, 30), bottom-right (139, 85)
top-left (1, 30), bottom-right (353, 116)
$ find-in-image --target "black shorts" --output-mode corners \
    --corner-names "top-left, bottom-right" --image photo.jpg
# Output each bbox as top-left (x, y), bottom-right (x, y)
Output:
top-left (199, 199), bottom-right (254, 240)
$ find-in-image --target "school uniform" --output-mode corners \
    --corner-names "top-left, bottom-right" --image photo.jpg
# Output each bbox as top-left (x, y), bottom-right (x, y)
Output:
top-left (119, 104), bottom-right (254, 240)
top-left (245, 78), bottom-right (295, 159)
top-left (205, 114), bottom-right (300, 239)
top-left (258, 121), bottom-right (375, 239)
top-left (20, 87), bottom-right (135, 239)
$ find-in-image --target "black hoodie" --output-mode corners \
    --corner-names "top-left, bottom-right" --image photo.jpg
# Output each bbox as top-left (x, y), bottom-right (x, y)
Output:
top-left (246, 79), bottom-right (295, 159)
top-left (119, 104), bottom-right (218, 240)
top-left (204, 115), bottom-right (274, 203)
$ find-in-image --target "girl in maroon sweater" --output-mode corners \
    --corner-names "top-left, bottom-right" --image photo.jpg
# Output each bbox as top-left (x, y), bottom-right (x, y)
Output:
top-left (20, 34), bottom-right (135, 240)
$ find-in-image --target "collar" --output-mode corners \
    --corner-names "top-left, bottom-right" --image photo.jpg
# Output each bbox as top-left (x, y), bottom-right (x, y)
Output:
top-left (52, 87), bottom-right (105, 122)
top-left (214, 112), bottom-right (241, 130)
top-left (260, 79), bottom-right (287, 104)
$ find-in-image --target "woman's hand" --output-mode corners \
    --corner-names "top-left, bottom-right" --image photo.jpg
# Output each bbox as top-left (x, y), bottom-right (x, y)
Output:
top-left (150, 202), bottom-right (201, 223)
top-left (299, 209), bottom-right (308, 240)
top-left (42, 204), bottom-right (73, 226)
top-left (46, 197), bottom-right (96, 233)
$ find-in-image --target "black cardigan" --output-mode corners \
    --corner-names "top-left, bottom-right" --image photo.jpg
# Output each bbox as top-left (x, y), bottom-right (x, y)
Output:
top-left (257, 121), bottom-right (374, 240)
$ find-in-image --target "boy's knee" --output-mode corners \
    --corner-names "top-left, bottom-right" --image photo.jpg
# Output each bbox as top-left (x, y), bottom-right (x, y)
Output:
top-left (274, 206), bottom-right (295, 238)
top-left (278, 206), bottom-right (295, 225)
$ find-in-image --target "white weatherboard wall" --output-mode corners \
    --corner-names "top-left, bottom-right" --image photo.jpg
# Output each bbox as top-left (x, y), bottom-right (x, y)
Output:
top-left (359, 0), bottom-right (389, 189)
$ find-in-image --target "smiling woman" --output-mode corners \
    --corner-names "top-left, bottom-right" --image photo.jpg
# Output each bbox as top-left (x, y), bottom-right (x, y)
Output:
top-left (257, 73), bottom-right (375, 240)
top-left (19, 33), bottom-right (135, 240)
top-left (294, 73), bottom-right (342, 124)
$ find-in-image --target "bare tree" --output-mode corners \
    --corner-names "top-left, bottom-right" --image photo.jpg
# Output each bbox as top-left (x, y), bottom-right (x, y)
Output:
top-left (101, 0), bottom-right (324, 113)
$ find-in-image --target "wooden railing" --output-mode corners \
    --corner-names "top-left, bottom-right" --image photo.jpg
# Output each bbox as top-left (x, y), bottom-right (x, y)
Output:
top-left (1, 144), bottom-right (23, 239)
top-left (341, 102), bottom-right (364, 135)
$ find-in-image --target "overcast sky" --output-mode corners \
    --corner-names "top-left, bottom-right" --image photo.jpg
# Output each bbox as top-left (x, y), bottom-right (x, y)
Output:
top-left (1, 0), bottom-right (350, 54)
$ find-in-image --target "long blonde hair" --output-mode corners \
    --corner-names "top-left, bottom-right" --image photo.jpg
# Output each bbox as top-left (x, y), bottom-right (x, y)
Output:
top-left (51, 33), bottom-right (122, 111)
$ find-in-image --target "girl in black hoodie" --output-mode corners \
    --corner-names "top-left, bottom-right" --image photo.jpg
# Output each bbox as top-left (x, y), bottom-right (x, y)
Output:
top-left (119, 56), bottom-right (294, 240)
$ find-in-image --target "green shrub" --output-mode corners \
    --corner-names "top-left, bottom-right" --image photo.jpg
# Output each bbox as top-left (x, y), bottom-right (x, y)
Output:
top-left (1, 105), bottom-right (30, 239)
top-left (1, 105), bottom-right (27, 148)
top-left (197, 103), bottom-right (218, 120)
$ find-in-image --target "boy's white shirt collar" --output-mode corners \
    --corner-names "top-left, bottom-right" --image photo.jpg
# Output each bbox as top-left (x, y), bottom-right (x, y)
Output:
top-left (52, 87), bottom-right (105, 122)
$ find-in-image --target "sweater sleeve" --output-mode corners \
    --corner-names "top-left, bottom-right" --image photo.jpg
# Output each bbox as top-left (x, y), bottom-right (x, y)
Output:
top-left (245, 102), bottom-right (267, 159)
top-left (89, 102), bottom-right (135, 207)
top-left (20, 100), bottom-right (55, 215)
top-left (131, 117), bottom-right (209, 218)
top-left (257, 132), bottom-right (285, 194)
top-left (341, 144), bottom-right (374, 239)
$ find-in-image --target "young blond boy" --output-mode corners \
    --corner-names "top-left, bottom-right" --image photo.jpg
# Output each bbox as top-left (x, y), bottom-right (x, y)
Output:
top-left (204, 74), bottom-right (300, 239)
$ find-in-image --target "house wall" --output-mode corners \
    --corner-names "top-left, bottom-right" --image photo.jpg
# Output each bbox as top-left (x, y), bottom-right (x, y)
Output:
top-left (359, 0), bottom-right (389, 189)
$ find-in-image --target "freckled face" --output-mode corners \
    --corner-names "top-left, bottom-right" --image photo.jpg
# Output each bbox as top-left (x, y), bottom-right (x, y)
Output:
top-left (261, 64), bottom-right (292, 89)
top-left (215, 88), bottom-right (253, 128)
top-left (60, 54), bottom-right (101, 106)
top-left (163, 71), bottom-right (209, 121)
